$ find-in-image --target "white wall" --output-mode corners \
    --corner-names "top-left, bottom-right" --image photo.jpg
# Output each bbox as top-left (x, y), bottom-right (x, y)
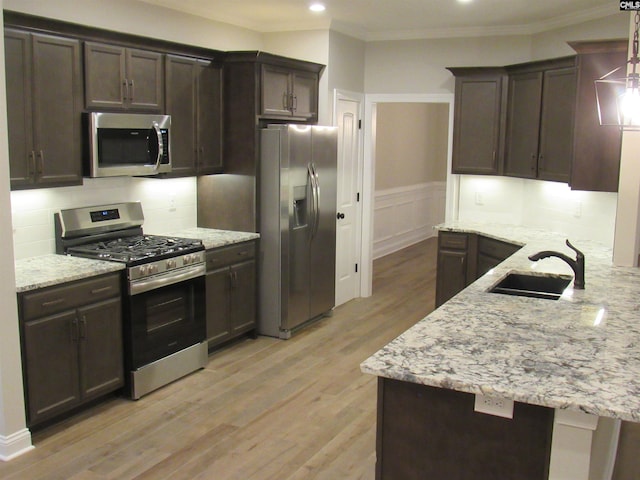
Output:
top-left (364, 35), bottom-right (533, 94)
top-left (4, 0), bottom-right (262, 51)
top-left (0, 0), bottom-right (33, 461)
top-left (457, 175), bottom-right (618, 247)
top-left (11, 177), bottom-right (197, 260)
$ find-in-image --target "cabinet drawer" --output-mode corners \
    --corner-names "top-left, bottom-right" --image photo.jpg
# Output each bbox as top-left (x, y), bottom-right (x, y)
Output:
top-left (439, 232), bottom-right (468, 250)
top-left (22, 274), bottom-right (120, 321)
top-left (477, 236), bottom-right (521, 261)
top-left (206, 242), bottom-right (256, 270)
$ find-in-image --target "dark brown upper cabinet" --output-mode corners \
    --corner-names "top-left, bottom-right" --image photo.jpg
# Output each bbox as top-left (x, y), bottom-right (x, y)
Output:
top-left (261, 63), bottom-right (319, 120)
top-left (165, 55), bottom-right (223, 176)
top-left (4, 29), bottom-right (83, 190)
top-left (569, 40), bottom-right (627, 193)
top-left (84, 42), bottom-right (164, 112)
top-left (447, 67), bottom-right (507, 175)
top-left (504, 57), bottom-right (576, 183)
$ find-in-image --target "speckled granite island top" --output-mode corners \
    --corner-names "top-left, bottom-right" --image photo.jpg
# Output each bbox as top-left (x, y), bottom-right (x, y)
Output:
top-left (361, 221), bottom-right (640, 422)
top-left (15, 228), bottom-right (259, 293)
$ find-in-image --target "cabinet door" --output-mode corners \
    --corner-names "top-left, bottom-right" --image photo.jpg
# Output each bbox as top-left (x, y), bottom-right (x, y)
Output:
top-left (261, 64), bottom-right (292, 117)
top-left (23, 310), bottom-right (80, 425)
top-left (32, 33), bottom-right (83, 187)
top-left (504, 71), bottom-right (543, 179)
top-left (126, 48), bottom-right (164, 111)
top-left (4, 29), bottom-right (34, 188)
top-left (230, 259), bottom-right (256, 334)
top-left (206, 266), bottom-right (231, 346)
top-left (435, 249), bottom-right (468, 308)
top-left (451, 73), bottom-right (503, 175)
top-left (197, 60), bottom-right (223, 174)
top-left (165, 55), bottom-right (198, 176)
top-left (291, 70), bottom-right (318, 120)
top-left (84, 42), bottom-right (127, 109)
top-left (570, 41), bottom-right (626, 192)
top-left (77, 298), bottom-right (124, 401)
top-left (537, 67), bottom-right (576, 183)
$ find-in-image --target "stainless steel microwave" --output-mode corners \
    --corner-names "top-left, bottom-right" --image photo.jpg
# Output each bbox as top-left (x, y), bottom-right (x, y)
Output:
top-left (87, 112), bottom-right (171, 178)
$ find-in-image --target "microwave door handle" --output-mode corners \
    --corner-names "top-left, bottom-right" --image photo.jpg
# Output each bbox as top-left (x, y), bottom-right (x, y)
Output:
top-left (152, 121), bottom-right (163, 170)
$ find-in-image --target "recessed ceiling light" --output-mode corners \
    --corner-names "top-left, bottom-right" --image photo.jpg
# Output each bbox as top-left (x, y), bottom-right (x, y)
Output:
top-left (309, 3), bottom-right (326, 12)
top-left (458, 0), bottom-right (473, 3)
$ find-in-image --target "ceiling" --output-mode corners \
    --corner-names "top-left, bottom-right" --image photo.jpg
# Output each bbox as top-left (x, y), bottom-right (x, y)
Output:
top-left (138, 0), bottom-right (621, 41)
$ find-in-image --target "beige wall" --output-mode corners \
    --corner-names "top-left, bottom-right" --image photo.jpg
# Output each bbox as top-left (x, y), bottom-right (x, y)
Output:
top-left (375, 103), bottom-right (448, 190)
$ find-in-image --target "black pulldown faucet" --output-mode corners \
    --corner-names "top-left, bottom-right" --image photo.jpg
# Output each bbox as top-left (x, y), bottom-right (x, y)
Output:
top-left (527, 239), bottom-right (585, 289)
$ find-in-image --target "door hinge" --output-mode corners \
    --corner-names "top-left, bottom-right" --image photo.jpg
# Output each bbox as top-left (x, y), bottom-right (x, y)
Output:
top-left (355, 263), bottom-right (358, 273)
top-left (357, 192), bottom-right (360, 202)
top-left (358, 119), bottom-right (362, 129)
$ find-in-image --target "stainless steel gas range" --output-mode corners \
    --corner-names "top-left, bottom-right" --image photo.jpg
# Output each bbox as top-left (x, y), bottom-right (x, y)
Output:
top-left (55, 202), bottom-right (207, 399)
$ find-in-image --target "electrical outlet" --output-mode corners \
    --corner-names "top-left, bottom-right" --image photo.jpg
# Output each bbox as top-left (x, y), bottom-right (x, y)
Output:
top-left (475, 192), bottom-right (484, 206)
top-left (474, 394), bottom-right (514, 419)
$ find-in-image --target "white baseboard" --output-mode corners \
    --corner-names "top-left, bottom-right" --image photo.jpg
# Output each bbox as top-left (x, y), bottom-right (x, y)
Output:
top-left (0, 428), bottom-right (33, 462)
top-left (373, 182), bottom-right (446, 259)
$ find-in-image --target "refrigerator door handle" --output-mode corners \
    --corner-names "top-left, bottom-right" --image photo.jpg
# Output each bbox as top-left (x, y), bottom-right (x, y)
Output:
top-left (310, 163), bottom-right (321, 238)
top-left (307, 163), bottom-right (317, 238)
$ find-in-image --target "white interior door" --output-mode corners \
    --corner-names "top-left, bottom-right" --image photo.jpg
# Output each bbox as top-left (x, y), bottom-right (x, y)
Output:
top-left (334, 92), bottom-right (363, 306)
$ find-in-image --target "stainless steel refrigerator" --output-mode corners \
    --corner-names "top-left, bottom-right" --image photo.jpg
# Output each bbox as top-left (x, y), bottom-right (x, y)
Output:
top-left (259, 124), bottom-right (337, 339)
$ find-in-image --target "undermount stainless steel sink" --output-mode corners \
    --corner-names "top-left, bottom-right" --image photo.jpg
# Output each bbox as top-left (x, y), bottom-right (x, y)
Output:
top-left (489, 273), bottom-right (573, 301)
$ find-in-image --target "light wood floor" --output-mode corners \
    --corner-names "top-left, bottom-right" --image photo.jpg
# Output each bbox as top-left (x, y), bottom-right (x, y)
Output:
top-left (0, 238), bottom-right (437, 480)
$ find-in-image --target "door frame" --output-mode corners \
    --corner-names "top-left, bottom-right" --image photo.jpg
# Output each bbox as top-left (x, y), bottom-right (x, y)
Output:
top-left (361, 93), bottom-right (457, 297)
top-left (332, 89), bottom-right (365, 302)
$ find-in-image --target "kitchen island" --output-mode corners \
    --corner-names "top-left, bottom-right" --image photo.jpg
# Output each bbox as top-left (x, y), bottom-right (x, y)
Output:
top-left (361, 222), bottom-right (640, 479)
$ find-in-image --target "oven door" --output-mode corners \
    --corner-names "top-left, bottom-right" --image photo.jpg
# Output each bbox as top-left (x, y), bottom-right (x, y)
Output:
top-left (126, 266), bottom-right (205, 370)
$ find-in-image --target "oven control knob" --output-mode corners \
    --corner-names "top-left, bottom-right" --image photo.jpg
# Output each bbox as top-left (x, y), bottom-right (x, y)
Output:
top-left (151, 265), bottom-right (158, 274)
top-left (167, 259), bottom-right (176, 269)
top-left (139, 265), bottom-right (148, 276)
top-left (183, 254), bottom-right (192, 265)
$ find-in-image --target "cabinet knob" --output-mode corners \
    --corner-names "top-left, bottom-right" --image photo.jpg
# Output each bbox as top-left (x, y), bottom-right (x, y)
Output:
top-left (337, 212), bottom-right (345, 219)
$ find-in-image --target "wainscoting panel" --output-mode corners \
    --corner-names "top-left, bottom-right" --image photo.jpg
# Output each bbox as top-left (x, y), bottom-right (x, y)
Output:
top-left (373, 182), bottom-right (446, 259)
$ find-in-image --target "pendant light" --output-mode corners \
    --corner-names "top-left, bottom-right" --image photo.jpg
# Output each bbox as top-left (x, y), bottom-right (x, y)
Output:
top-left (595, 12), bottom-right (640, 130)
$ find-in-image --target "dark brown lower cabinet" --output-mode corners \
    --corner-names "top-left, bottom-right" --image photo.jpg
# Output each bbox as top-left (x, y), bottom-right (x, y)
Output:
top-left (205, 241), bottom-right (257, 349)
top-left (436, 231), bottom-right (521, 308)
top-left (19, 273), bottom-right (123, 427)
top-left (375, 378), bottom-right (554, 480)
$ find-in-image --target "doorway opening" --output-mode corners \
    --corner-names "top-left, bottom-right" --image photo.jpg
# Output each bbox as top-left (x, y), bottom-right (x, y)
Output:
top-left (361, 94), bottom-right (456, 297)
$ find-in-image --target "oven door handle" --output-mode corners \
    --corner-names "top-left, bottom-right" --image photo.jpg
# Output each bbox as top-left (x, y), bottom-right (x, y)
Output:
top-left (129, 264), bottom-right (205, 296)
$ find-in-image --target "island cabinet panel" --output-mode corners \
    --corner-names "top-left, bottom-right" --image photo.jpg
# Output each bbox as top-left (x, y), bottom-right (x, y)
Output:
top-left (569, 40), bottom-right (627, 192)
top-left (19, 273), bottom-right (123, 427)
top-left (205, 241), bottom-right (257, 349)
top-left (504, 58), bottom-right (576, 183)
top-left (448, 67), bottom-right (506, 175)
top-left (375, 378), bottom-right (554, 480)
top-left (4, 29), bottom-right (83, 190)
top-left (165, 55), bottom-right (223, 176)
top-left (84, 42), bottom-right (164, 112)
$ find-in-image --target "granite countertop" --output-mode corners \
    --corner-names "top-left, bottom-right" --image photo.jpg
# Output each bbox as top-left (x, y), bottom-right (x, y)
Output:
top-left (15, 228), bottom-right (260, 293)
top-left (15, 255), bottom-right (126, 293)
top-left (361, 221), bottom-right (640, 422)
top-left (164, 227), bottom-right (259, 250)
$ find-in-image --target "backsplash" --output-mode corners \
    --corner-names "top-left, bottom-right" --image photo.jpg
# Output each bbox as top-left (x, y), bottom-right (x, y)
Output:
top-left (10, 176), bottom-right (197, 260)
top-left (457, 175), bottom-right (617, 248)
